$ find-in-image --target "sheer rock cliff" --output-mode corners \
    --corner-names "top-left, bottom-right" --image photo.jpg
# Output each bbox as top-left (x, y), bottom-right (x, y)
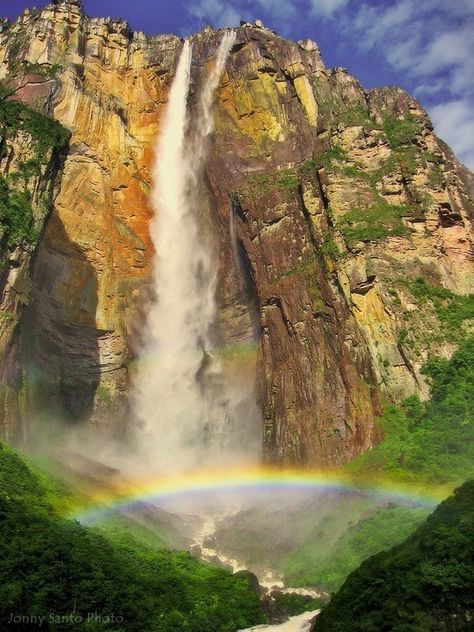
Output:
top-left (0, 0), bottom-right (472, 465)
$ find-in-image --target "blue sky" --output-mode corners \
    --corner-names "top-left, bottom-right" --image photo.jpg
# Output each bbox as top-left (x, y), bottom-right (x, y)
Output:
top-left (2, 0), bottom-right (473, 169)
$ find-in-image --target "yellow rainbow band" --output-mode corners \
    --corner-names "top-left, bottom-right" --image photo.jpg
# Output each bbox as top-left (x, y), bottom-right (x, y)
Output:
top-left (70, 465), bottom-right (448, 523)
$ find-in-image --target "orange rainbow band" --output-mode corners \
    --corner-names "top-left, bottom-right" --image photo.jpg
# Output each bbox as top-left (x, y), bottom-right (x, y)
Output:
top-left (69, 465), bottom-right (448, 523)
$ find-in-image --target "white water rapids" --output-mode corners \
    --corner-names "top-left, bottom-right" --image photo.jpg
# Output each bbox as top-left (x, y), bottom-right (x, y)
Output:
top-left (239, 611), bottom-right (320, 632)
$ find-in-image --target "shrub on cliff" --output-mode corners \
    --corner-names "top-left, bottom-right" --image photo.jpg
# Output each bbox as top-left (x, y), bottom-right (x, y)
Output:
top-left (0, 97), bottom-right (70, 247)
top-left (0, 97), bottom-right (69, 157)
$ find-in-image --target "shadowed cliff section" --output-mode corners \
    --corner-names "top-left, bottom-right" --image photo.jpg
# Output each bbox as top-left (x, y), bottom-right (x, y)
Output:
top-left (0, 93), bottom-right (70, 444)
top-left (206, 27), bottom-right (473, 465)
top-left (206, 29), bottom-right (383, 465)
top-left (23, 210), bottom-right (100, 426)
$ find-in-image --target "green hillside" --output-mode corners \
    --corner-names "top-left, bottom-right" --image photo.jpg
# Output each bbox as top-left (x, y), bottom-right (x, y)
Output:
top-left (283, 336), bottom-right (474, 591)
top-left (313, 480), bottom-right (474, 631)
top-left (346, 335), bottom-right (474, 486)
top-left (0, 444), bottom-right (263, 632)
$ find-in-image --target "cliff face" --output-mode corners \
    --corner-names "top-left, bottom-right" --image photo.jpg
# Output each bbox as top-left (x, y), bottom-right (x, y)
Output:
top-left (0, 88), bottom-right (69, 443)
top-left (0, 0), bottom-right (472, 466)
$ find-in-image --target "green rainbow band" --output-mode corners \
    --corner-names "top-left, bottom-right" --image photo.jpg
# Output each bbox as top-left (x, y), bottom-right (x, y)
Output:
top-left (70, 466), bottom-right (446, 523)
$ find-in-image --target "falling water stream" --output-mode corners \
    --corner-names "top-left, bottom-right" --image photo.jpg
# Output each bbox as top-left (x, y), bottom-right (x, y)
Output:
top-left (132, 32), bottom-right (261, 473)
top-left (131, 34), bottom-right (319, 630)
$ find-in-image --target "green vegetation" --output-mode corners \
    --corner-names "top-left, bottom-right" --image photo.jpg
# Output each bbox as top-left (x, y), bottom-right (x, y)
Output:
top-left (311, 79), bottom-right (342, 118)
top-left (337, 106), bottom-right (380, 130)
top-left (299, 116), bottom-right (426, 249)
top-left (0, 443), bottom-right (92, 511)
top-left (310, 82), bottom-right (380, 132)
top-left (318, 144), bottom-right (347, 169)
top-left (212, 336), bottom-right (472, 599)
top-left (300, 108), bottom-right (423, 202)
top-left (314, 480), bottom-right (474, 631)
top-left (246, 168), bottom-right (298, 198)
top-left (278, 253), bottom-right (325, 309)
top-left (0, 444), bottom-right (264, 631)
top-left (300, 158), bottom-right (318, 175)
top-left (0, 310), bottom-right (16, 324)
top-left (355, 115), bottom-right (424, 185)
top-left (97, 514), bottom-right (168, 550)
top-left (395, 144), bottom-right (420, 176)
top-left (217, 341), bottom-right (258, 362)
top-left (426, 163), bottom-right (443, 188)
top-left (339, 200), bottom-right (412, 247)
top-left (23, 62), bottom-right (61, 79)
top-left (284, 505), bottom-right (427, 592)
top-left (0, 175), bottom-right (39, 245)
top-left (403, 278), bottom-right (474, 336)
top-left (271, 592), bottom-right (326, 617)
top-left (422, 150), bottom-right (443, 164)
top-left (95, 383), bottom-right (114, 405)
top-left (347, 336), bottom-right (474, 486)
top-left (358, 113), bottom-right (423, 182)
top-left (0, 96), bottom-right (69, 247)
top-left (283, 337), bottom-right (473, 592)
top-left (319, 237), bottom-right (342, 261)
top-left (389, 278), bottom-right (473, 352)
top-left (0, 97), bottom-right (70, 157)
top-left (339, 164), bottom-right (370, 181)
top-left (369, 155), bottom-right (399, 183)
top-left (382, 113), bottom-right (420, 148)
top-left (301, 94), bottom-right (426, 208)
top-left (300, 145), bottom-right (348, 177)
top-left (278, 253), bottom-right (317, 279)
top-left (6, 25), bottom-right (27, 70)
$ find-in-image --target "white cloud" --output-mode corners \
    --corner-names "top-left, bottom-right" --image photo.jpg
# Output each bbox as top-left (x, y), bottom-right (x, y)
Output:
top-left (345, 0), bottom-right (474, 168)
top-left (413, 80), bottom-right (445, 98)
top-left (310, 0), bottom-right (349, 17)
top-left (187, 0), bottom-right (298, 34)
top-left (188, 0), bottom-right (242, 27)
top-left (352, 0), bottom-right (412, 47)
top-left (256, 0), bottom-right (297, 21)
top-left (430, 100), bottom-right (474, 170)
top-left (349, 0), bottom-right (474, 98)
top-left (414, 27), bottom-right (474, 97)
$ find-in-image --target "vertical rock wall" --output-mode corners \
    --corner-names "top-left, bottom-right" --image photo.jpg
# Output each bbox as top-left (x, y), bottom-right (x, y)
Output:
top-left (0, 1), bottom-right (472, 465)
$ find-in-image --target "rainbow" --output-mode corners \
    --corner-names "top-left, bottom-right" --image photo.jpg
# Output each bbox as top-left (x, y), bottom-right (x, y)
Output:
top-left (70, 465), bottom-right (447, 523)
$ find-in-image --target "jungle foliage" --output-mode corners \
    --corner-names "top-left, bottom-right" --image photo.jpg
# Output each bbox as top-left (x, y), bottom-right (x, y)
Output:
top-left (347, 336), bottom-right (474, 485)
top-left (0, 445), bottom-right (263, 632)
top-left (284, 337), bottom-right (474, 592)
top-left (314, 480), bottom-right (474, 631)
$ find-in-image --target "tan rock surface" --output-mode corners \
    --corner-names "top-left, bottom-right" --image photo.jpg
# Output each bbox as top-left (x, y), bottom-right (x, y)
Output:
top-left (0, 1), bottom-right (472, 465)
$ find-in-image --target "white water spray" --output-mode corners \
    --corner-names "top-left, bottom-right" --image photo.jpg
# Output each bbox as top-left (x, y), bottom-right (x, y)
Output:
top-left (133, 32), bottom-right (259, 473)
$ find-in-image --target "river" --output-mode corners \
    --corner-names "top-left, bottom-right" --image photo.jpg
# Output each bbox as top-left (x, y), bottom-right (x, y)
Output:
top-left (239, 610), bottom-right (320, 632)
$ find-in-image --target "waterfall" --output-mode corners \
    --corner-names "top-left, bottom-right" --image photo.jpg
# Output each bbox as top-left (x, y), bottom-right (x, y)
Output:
top-left (133, 31), bottom-right (259, 473)
top-left (194, 31), bottom-right (236, 157)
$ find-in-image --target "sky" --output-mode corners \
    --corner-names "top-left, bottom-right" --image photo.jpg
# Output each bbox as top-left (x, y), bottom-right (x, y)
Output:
top-left (1, 0), bottom-right (473, 169)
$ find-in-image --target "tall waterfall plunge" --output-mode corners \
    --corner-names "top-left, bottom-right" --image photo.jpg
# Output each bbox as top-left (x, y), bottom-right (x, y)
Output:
top-left (133, 33), bottom-right (261, 474)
